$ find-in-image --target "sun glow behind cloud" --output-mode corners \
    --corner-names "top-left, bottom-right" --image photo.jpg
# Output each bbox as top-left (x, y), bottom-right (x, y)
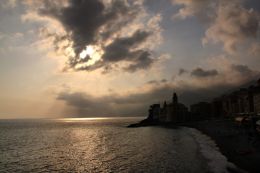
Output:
top-left (78, 45), bottom-right (103, 67)
top-left (80, 46), bottom-right (94, 59)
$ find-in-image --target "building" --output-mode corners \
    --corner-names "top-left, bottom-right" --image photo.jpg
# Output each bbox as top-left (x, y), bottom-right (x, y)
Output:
top-left (159, 92), bottom-right (188, 123)
top-left (210, 78), bottom-right (260, 117)
top-left (159, 101), bottom-right (167, 122)
top-left (222, 91), bottom-right (248, 116)
top-left (147, 78), bottom-right (260, 123)
top-left (211, 97), bottom-right (224, 118)
top-left (190, 102), bottom-right (211, 120)
top-left (148, 104), bottom-right (160, 121)
top-left (254, 92), bottom-right (260, 114)
top-left (252, 79), bottom-right (260, 114)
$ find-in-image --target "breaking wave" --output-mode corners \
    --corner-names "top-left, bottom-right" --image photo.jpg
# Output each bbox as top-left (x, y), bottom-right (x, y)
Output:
top-left (184, 127), bottom-right (246, 173)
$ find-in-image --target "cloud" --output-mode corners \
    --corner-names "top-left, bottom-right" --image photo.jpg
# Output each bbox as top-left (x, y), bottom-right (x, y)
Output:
top-left (56, 62), bottom-right (259, 117)
top-left (56, 88), bottom-right (171, 117)
top-left (249, 42), bottom-right (260, 56)
top-left (177, 54), bottom-right (260, 89)
top-left (1, 0), bottom-right (17, 8)
top-left (172, 0), bottom-right (213, 20)
top-left (231, 64), bottom-right (255, 75)
top-left (124, 51), bottom-right (154, 72)
top-left (161, 79), bottom-right (168, 83)
top-left (202, 0), bottom-right (259, 54)
top-left (179, 68), bottom-right (188, 75)
top-left (172, 0), bottom-right (260, 55)
top-left (23, 0), bottom-right (162, 73)
top-left (56, 85), bottom-right (182, 117)
top-left (56, 79), bottom-right (252, 117)
top-left (191, 67), bottom-right (218, 78)
top-left (146, 79), bottom-right (168, 85)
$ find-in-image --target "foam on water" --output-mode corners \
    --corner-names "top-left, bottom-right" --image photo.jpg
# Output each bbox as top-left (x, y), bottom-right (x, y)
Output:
top-left (184, 127), bottom-right (245, 173)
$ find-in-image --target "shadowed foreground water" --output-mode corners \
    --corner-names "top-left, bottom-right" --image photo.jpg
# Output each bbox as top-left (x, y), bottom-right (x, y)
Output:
top-left (0, 118), bottom-right (238, 173)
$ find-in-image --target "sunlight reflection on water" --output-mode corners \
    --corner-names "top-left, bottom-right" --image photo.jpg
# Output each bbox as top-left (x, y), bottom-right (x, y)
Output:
top-left (0, 118), bottom-right (225, 173)
top-left (55, 117), bottom-right (144, 122)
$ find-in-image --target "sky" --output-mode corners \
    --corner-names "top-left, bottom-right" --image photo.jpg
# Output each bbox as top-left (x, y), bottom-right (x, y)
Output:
top-left (0, 0), bottom-right (260, 118)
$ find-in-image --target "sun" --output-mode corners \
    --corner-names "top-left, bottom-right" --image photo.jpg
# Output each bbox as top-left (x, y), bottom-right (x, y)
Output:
top-left (77, 45), bottom-right (104, 68)
top-left (79, 45), bottom-right (94, 59)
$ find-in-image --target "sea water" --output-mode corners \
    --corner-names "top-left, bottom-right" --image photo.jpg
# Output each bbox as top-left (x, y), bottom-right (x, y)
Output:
top-left (0, 118), bottom-right (237, 173)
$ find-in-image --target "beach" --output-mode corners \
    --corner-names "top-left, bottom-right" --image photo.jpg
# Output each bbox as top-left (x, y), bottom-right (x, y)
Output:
top-left (184, 119), bottom-right (260, 173)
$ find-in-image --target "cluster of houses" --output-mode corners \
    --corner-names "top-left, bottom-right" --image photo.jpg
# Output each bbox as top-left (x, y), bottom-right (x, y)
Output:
top-left (147, 78), bottom-right (260, 123)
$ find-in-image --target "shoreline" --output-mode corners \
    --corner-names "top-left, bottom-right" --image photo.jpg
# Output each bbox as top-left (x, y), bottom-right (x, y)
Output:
top-left (128, 119), bottom-right (260, 173)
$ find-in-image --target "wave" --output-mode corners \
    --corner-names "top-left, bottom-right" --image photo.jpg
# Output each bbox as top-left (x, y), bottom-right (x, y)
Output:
top-left (184, 127), bottom-right (246, 173)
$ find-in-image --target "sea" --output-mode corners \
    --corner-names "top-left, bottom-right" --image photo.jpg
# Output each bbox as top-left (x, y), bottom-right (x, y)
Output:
top-left (0, 117), bottom-right (239, 173)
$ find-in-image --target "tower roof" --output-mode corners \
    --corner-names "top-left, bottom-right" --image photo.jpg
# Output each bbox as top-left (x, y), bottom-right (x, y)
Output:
top-left (172, 92), bottom-right (178, 103)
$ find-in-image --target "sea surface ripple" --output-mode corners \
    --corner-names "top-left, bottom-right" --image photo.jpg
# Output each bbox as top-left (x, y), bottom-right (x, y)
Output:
top-left (0, 118), bottom-right (236, 173)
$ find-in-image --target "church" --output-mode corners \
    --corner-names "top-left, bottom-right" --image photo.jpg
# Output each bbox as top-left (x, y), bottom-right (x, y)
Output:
top-left (148, 92), bottom-right (189, 123)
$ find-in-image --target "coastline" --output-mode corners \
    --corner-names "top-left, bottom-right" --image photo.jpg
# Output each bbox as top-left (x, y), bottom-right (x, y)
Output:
top-left (128, 119), bottom-right (260, 173)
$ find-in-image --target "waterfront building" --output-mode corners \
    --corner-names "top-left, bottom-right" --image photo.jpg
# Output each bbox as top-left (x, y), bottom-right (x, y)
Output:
top-left (254, 92), bottom-right (260, 114)
top-left (212, 78), bottom-right (260, 117)
top-left (159, 92), bottom-right (188, 123)
top-left (148, 104), bottom-right (160, 121)
top-left (190, 102), bottom-right (211, 120)
top-left (253, 79), bottom-right (260, 114)
top-left (147, 78), bottom-right (260, 123)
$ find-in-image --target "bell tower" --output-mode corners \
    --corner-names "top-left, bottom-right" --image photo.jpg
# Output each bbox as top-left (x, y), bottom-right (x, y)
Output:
top-left (172, 92), bottom-right (178, 104)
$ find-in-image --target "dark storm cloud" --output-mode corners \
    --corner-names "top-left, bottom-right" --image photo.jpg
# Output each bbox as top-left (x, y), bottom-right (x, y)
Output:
top-left (71, 30), bottom-right (156, 72)
top-left (38, 0), bottom-right (140, 55)
top-left (124, 51), bottom-right (154, 72)
top-left (102, 30), bottom-right (155, 72)
top-left (191, 68), bottom-right (218, 78)
top-left (103, 30), bottom-right (150, 62)
top-left (29, 0), bottom-right (161, 72)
